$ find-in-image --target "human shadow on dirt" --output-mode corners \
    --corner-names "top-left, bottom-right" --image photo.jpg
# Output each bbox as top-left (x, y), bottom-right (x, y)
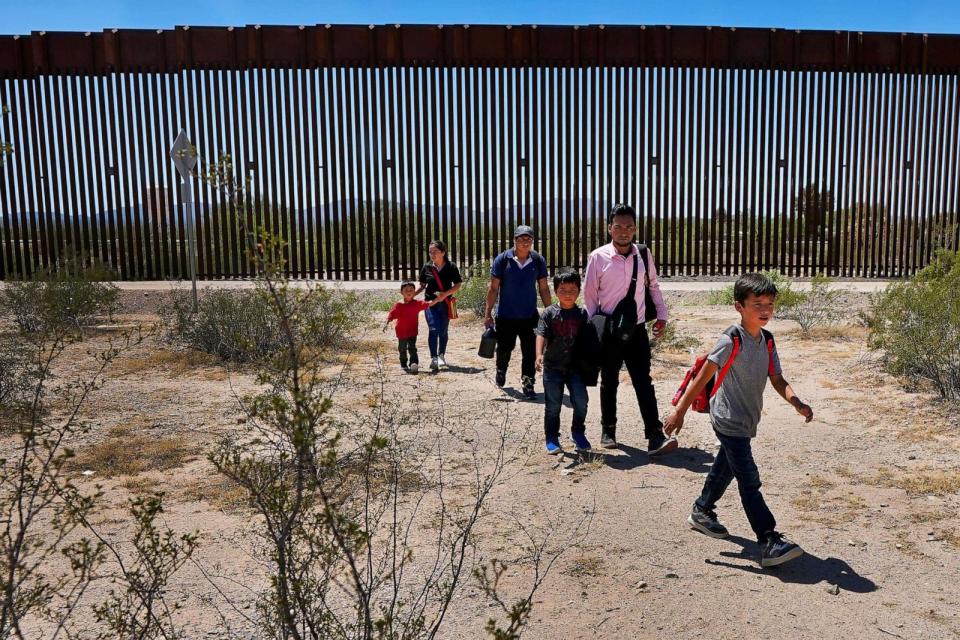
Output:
top-left (705, 535), bottom-right (878, 593)
top-left (491, 386), bottom-right (540, 402)
top-left (442, 364), bottom-right (485, 374)
top-left (598, 443), bottom-right (715, 473)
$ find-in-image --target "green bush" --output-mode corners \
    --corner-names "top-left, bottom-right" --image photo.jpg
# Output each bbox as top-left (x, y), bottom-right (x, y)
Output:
top-left (706, 270), bottom-right (805, 309)
top-left (160, 285), bottom-right (368, 362)
top-left (0, 255), bottom-right (119, 335)
top-left (457, 260), bottom-right (491, 317)
top-left (866, 249), bottom-right (960, 400)
top-left (776, 274), bottom-right (844, 335)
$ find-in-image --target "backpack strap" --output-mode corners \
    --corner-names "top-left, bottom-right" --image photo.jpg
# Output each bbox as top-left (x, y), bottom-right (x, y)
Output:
top-left (637, 243), bottom-right (651, 288)
top-left (710, 326), bottom-right (742, 398)
top-left (761, 328), bottom-right (776, 376)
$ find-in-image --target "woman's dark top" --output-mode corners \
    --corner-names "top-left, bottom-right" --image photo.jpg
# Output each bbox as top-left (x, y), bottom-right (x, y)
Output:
top-left (419, 261), bottom-right (463, 301)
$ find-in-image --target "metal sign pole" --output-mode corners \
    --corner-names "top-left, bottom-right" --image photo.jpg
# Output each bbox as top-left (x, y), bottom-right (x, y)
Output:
top-left (170, 129), bottom-right (199, 312)
top-left (181, 179), bottom-right (198, 311)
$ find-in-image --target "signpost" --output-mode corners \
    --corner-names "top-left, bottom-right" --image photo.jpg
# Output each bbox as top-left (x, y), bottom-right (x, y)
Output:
top-left (169, 130), bottom-right (198, 311)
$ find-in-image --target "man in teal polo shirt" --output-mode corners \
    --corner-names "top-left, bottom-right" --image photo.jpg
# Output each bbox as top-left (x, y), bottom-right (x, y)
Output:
top-left (484, 225), bottom-right (552, 398)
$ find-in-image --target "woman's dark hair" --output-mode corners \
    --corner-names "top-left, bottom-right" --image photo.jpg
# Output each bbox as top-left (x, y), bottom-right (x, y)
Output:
top-left (553, 267), bottom-right (582, 291)
top-left (733, 273), bottom-right (778, 303)
top-left (608, 203), bottom-right (637, 225)
top-left (428, 240), bottom-right (447, 255)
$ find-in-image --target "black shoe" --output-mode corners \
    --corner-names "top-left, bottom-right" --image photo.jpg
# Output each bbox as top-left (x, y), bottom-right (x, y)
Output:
top-left (599, 427), bottom-right (618, 449)
top-left (759, 532), bottom-right (804, 568)
top-left (648, 431), bottom-right (678, 457)
top-left (521, 376), bottom-right (536, 399)
top-left (687, 505), bottom-right (730, 539)
top-left (495, 369), bottom-right (506, 387)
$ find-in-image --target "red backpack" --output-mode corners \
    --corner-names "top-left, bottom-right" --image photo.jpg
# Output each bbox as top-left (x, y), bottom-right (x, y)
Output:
top-left (671, 326), bottom-right (776, 413)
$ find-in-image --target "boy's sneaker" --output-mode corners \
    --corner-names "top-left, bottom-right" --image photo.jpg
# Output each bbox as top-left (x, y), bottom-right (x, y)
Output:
top-left (495, 370), bottom-right (506, 388)
top-left (408, 363), bottom-right (419, 374)
top-left (521, 376), bottom-right (536, 399)
top-left (571, 432), bottom-right (592, 451)
top-left (648, 431), bottom-right (678, 457)
top-left (545, 439), bottom-right (562, 455)
top-left (687, 504), bottom-right (730, 539)
top-left (759, 532), bottom-right (804, 568)
top-left (599, 427), bottom-right (617, 449)
top-left (438, 354), bottom-right (447, 368)
top-left (401, 364), bottom-right (409, 372)
top-left (430, 357), bottom-right (440, 372)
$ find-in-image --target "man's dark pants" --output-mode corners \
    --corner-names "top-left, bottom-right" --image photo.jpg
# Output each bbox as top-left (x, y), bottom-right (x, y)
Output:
top-left (397, 337), bottom-right (419, 367)
top-left (599, 325), bottom-right (662, 440)
top-left (495, 314), bottom-right (539, 381)
top-left (695, 430), bottom-right (777, 541)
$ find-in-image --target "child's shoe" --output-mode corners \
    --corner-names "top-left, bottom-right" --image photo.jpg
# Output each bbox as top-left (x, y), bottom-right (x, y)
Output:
top-left (430, 357), bottom-right (440, 372)
top-left (545, 439), bottom-right (562, 455)
top-left (759, 532), bottom-right (803, 568)
top-left (687, 504), bottom-right (729, 539)
top-left (437, 353), bottom-right (447, 368)
top-left (408, 362), bottom-right (419, 374)
top-left (571, 432), bottom-right (592, 451)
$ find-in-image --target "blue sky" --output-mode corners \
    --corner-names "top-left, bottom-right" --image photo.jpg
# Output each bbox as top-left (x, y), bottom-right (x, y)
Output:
top-left (2, 0), bottom-right (960, 35)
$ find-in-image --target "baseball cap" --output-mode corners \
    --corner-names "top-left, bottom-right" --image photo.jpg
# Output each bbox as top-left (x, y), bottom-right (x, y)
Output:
top-left (513, 225), bottom-right (534, 238)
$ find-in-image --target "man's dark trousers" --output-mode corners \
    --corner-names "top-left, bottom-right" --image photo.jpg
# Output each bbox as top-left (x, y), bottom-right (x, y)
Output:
top-left (599, 325), bottom-right (662, 439)
top-left (495, 315), bottom-right (538, 381)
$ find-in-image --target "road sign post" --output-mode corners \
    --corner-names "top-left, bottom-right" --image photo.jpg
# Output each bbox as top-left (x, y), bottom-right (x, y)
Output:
top-left (169, 130), bottom-right (198, 311)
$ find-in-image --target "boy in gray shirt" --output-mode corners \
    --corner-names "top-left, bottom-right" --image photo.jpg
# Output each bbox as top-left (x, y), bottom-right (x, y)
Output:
top-left (663, 273), bottom-right (814, 568)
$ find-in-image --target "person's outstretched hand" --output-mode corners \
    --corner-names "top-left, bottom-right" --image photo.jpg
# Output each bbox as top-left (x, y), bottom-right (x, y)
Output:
top-left (652, 319), bottom-right (667, 339)
top-left (795, 401), bottom-right (814, 423)
top-left (663, 410), bottom-right (684, 436)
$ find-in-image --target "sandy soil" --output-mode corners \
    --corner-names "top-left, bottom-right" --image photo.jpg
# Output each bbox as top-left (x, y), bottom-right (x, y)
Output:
top-left (6, 291), bottom-right (960, 639)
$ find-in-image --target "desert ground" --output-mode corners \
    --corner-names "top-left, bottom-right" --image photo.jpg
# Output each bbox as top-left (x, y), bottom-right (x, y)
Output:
top-left (8, 284), bottom-right (960, 639)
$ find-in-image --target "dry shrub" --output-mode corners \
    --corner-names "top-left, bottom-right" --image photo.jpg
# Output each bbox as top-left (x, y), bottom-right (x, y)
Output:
top-left (69, 425), bottom-right (194, 478)
top-left (866, 466), bottom-right (960, 496)
top-left (562, 554), bottom-right (605, 578)
top-left (180, 475), bottom-right (250, 513)
top-left (112, 348), bottom-right (228, 380)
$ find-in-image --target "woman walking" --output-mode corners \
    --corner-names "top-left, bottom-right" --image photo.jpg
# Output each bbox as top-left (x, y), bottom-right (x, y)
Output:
top-left (416, 240), bottom-right (463, 372)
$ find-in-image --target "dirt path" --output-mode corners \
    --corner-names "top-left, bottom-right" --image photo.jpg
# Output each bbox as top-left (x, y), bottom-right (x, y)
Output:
top-left (9, 300), bottom-right (959, 639)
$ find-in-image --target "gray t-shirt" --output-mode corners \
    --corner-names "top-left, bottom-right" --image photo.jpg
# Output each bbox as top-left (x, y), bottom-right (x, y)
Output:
top-left (707, 324), bottom-right (782, 438)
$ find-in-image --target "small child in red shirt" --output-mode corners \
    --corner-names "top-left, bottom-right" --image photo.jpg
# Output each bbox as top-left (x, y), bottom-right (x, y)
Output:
top-left (383, 281), bottom-right (435, 374)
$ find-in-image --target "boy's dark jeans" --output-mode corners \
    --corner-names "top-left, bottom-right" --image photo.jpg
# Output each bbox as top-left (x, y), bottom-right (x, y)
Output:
top-left (542, 368), bottom-right (587, 440)
top-left (397, 337), bottom-right (419, 367)
top-left (695, 430), bottom-right (777, 541)
top-left (599, 325), bottom-right (662, 439)
top-left (495, 314), bottom-right (539, 381)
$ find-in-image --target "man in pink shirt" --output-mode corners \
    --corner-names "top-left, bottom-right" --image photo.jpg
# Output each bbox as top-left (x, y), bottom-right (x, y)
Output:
top-left (583, 204), bottom-right (678, 455)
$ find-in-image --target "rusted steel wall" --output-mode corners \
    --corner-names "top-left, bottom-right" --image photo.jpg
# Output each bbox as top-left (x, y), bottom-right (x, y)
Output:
top-left (1, 25), bottom-right (958, 279)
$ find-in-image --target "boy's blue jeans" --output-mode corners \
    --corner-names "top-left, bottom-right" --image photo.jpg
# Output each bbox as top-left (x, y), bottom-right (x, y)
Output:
top-left (425, 301), bottom-right (449, 358)
top-left (695, 430), bottom-right (777, 541)
top-left (542, 368), bottom-right (588, 441)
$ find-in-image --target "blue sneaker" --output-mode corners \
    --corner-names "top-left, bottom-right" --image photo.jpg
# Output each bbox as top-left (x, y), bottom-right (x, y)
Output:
top-left (545, 439), bottom-right (562, 455)
top-left (571, 432), bottom-right (592, 451)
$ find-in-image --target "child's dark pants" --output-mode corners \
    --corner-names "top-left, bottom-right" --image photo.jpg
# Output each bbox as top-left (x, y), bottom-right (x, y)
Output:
top-left (542, 368), bottom-right (587, 440)
top-left (695, 430), bottom-right (776, 541)
top-left (397, 337), bottom-right (419, 367)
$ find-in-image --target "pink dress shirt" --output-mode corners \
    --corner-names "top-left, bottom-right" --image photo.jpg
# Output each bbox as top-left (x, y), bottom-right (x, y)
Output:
top-left (582, 243), bottom-right (669, 321)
